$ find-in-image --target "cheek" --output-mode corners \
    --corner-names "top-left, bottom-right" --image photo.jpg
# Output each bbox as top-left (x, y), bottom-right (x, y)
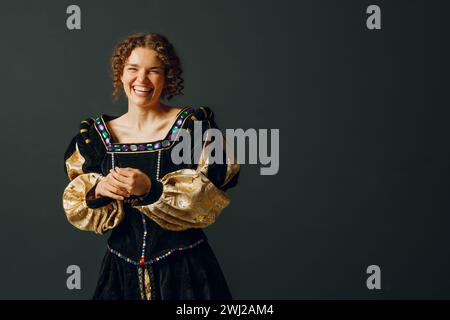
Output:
top-left (121, 77), bottom-right (133, 96)
top-left (121, 73), bottom-right (134, 85)
top-left (152, 75), bottom-right (165, 88)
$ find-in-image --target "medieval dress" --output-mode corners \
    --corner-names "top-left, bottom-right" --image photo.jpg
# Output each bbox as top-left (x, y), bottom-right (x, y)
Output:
top-left (62, 106), bottom-right (240, 300)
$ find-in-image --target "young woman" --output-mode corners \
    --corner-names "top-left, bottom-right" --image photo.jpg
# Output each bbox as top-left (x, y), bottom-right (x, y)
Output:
top-left (62, 33), bottom-right (240, 300)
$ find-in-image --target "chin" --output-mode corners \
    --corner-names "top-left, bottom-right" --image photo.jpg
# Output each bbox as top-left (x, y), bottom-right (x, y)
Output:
top-left (132, 97), bottom-right (157, 107)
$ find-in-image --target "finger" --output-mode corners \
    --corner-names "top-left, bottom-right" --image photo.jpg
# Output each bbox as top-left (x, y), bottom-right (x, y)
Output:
top-left (120, 167), bottom-right (142, 175)
top-left (115, 167), bottom-right (134, 178)
top-left (109, 176), bottom-right (131, 193)
top-left (99, 183), bottom-right (125, 200)
top-left (109, 170), bottom-right (131, 186)
top-left (120, 167), bottom-right (139, 175)
top-left (109, 172), bottom-right (134, 193)
top-left (117, 168), bottom-right (140, 181)
top-left (104, 190), bottom-right (124, 201)
top-left (104, 182), bottom-right (130, 197)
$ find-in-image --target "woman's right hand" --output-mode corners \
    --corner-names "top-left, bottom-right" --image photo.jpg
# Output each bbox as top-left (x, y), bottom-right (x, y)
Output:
top-left (94, 172), bottom-right (130, 200)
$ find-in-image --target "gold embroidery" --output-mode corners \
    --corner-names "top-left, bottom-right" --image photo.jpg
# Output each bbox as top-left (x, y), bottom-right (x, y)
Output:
top-left (65, 143), bottom-right (85, 181)
top-left (137, 267), bottom-right (145, 300)
top-left (144, 267), bottom-right (152, 300)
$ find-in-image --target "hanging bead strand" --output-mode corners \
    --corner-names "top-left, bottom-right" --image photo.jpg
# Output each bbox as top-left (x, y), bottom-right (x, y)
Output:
top-left (139, 214), bottom-right (148, 266)
top-left (111, 152), bottom-right (115, 170)
top-left (156, 150), bottom-right (162, 181)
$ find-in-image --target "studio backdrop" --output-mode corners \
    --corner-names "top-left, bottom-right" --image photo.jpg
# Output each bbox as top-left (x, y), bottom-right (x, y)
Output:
top-left (0, 0), bottom-right (448, 299)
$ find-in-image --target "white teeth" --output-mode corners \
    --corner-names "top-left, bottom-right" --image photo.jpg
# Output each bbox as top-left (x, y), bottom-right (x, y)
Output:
top-left (133, 86), bottom-right (153, 92)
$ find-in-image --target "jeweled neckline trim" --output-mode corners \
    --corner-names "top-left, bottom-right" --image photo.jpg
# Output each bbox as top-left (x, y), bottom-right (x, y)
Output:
top-left (93, 106), bottom-right (194, 153)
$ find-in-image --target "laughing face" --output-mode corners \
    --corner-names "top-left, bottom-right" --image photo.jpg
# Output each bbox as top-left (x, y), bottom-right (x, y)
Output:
top-left (121, 47), bottom-right (166, 107)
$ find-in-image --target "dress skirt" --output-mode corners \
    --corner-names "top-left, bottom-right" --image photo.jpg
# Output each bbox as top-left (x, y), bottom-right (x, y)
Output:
top-left (92, 240), bottom-right (233, 300)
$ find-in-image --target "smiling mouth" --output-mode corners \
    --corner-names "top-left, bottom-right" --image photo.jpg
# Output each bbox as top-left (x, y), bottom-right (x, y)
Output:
top-left (132, 86), bottom-right (153, 96)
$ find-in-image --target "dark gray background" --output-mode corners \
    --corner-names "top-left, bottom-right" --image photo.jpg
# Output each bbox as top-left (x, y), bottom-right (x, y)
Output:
top-left (0, 0), bottom-right (448, 299)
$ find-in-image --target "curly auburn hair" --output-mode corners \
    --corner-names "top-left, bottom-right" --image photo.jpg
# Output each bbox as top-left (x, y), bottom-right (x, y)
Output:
top-left (111, 33), bottom-right (184, 101)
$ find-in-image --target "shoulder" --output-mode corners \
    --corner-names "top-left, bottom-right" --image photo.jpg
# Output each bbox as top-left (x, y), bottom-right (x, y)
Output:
top-left (184, 106), bottom-right (218, 130)
top-left (74, 116), bottom-right (106, 157)
top-left (78, 118), bottom-right (95, 143)
top-left (193, 106), bottom-right (222, 132)
top-left (64, 116), bottom-right (106, 176)
top-left (191, 106), bottom-right (215, 121)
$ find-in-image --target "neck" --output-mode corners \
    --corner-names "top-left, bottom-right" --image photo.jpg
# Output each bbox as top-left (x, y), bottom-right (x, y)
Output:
top-left (124, 101), bottom-right (170, 131)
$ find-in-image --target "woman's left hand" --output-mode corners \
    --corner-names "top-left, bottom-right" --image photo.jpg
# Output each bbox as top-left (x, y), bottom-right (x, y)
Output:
top-left (109, 167), bottom-right (151, 197)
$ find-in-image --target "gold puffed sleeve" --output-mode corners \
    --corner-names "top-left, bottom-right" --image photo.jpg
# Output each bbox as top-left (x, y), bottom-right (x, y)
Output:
top-left (62, 119), bottom-right (125, 234)
top-left (132, 168), bottom-right (233, 231)
top-left (132, 107), bottom-right (240, 231)
top-left (63, 171), bottom-right (125, 234)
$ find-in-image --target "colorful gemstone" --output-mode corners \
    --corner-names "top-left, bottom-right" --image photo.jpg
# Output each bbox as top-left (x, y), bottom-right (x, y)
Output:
top-left (105, 138), bottom-right (111, 144)
top-left (121, 145), bottom-right (129, 152)
top-left (114, 145), bottom-right (121, 152)
top-left (172, 126), bottom-right (178, 133)
top-left (98, 124), bottom-right (105, 131)
top-left (162, 140), bottom-right (170, 147)
top-left (130, 144), bottom-right (138, 151)
top-left (154, 142), bottom-right (161, 149)
top-left (176, 119), bottom-right (183, 126)
top-left (146, 144), bottom-right (153, 151)
top-left (170, 133), bottom-right (178, 141)
top-left (107, 145), bottom-right (113, 152)
top-left (138, 144), bottom-right (146, 151)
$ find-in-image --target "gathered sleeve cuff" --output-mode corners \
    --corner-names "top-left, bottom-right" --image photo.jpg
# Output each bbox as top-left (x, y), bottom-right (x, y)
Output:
top-left (131, 177), bottom-right (164, 206)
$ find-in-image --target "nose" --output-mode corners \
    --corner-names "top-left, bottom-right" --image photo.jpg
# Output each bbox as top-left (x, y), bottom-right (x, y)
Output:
top-left (136, 70), bottom-right (148, 82)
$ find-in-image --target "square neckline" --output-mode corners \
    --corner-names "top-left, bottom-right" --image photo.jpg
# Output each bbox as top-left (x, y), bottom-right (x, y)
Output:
top-left (101, 106), bottom-right (190, 145)
top-left (93, 106), bottom-right (194, 153)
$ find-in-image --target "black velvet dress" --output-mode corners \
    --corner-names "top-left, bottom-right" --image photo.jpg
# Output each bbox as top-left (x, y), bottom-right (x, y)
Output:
top-left (62, 106), bottom-right (240, 300)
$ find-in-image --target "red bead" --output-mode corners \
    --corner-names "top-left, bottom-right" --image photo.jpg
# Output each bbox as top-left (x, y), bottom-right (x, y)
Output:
top-left (139, 257), bottom-right (145, 265)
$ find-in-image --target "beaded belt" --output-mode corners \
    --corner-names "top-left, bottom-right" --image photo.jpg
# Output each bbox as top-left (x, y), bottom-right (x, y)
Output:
top-left (107, 238), bottom-right (205, 266)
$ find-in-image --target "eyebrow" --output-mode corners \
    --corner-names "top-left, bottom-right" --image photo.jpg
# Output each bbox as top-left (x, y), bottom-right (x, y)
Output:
top-left (125, 63), bottom-right (163, 70)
